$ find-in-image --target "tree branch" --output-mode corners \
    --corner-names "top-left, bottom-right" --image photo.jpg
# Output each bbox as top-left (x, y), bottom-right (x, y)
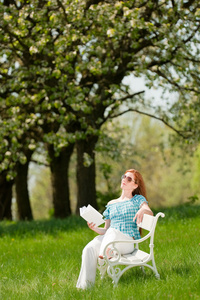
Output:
top-left (115, 90), bottom-right (145, 103)
top-left (103, 90), bottom-right (145, 123)
top-left (31, 159), bottom-right (49, 167)
top-left (154, 68), bottom-right (200, 94)
top-left (109, 108), bottom-right (191, 139)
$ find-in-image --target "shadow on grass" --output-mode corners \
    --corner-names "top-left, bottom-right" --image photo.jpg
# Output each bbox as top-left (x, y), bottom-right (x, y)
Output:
top-left (0, 203), bottom-right (199, 238)
top-left (101, 267), bottom-right (155, 286)
top-left (153, 203), bottom-right (200, 224)
top-left (0, 215), bottom-right (87, 238)
top-left (171, 264), bottom-right (192, 276)
top-left (100, 262), bottom-right (194, 287)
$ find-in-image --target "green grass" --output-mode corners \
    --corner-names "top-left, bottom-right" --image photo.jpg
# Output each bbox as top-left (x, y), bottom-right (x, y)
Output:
top-left (0, 204), bottom-right (199, 300)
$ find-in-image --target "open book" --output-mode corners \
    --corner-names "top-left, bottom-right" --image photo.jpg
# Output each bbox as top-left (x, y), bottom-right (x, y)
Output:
top-left (79, 204), bottom-right (105, 226)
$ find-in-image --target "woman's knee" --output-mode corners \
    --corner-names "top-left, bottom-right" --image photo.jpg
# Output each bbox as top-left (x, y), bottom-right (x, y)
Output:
top-left (82, 243), bottom-right (100, 260)
top-left (82, 245), bottom-right (94, 256)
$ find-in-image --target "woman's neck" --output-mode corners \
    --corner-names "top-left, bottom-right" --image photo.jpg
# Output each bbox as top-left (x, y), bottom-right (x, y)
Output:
top-left (120, 191), bottom-right (133, 201)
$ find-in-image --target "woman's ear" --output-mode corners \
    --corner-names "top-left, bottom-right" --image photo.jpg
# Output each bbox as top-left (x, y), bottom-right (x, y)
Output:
top-left (132, 184), bottom-right (139, 194)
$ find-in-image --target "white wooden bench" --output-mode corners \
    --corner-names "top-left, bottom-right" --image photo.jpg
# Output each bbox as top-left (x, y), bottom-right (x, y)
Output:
top-left (97, 212), bottom-right (165, 286)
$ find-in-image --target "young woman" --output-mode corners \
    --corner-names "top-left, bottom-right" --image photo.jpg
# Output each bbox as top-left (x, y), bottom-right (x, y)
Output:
top-left (76, 169), bottom-right (153, 289)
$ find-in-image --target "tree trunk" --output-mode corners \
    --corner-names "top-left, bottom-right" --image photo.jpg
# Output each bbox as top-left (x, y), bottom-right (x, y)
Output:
top-left (48, 143), bottom-right (74, 218)
top-left (76, 135), bottom-right (98, 214)
top-left (0, 172), bottom-right (13, 220)
top-left (15, 150), bottom-right (33, 220)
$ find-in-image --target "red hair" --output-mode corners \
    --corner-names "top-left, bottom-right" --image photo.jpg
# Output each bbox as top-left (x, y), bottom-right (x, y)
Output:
top-left (125, 169), bottom-right (147, 200)
top-left (125, 169), bottom-right (147, 235)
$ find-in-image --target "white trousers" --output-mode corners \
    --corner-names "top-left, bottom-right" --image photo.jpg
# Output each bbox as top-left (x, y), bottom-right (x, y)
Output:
top-left (76, 228), bottom-right (134, 289)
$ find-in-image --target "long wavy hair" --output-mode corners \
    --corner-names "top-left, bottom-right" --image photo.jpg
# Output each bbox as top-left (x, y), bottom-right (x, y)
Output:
top-left (125, 169), bottom-right (147, 200)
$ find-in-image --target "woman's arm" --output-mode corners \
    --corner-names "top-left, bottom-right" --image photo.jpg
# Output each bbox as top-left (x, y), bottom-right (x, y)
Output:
top-left (133, 202), bottom-right (153, 224)
top-left (87, 219), bottom-right (111, 235)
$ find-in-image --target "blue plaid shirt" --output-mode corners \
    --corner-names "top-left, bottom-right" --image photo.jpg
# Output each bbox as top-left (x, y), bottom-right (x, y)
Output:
top-left (103, 195), bottom-right (148, 239)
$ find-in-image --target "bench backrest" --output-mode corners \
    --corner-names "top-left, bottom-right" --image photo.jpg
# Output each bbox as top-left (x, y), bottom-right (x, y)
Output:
top-left (138, 214), bottom-right (155, 231)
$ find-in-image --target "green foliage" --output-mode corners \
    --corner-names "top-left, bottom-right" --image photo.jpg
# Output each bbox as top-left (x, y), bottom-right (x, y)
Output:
top-left (96, 190), bottom-right (119, 213)
top-left (0, 205), bottom-right (199, 299)
top-left (95, 114), bottom-right (200, 209)
top-left (191, 145), bottom-right (200, 192)
top-left (1, 0), bottom-right (200, 220)
top-left (187, 195), bottom-right (199, 205)
top-left (169, 94), bottom-right (200, 148)
top-left (28, 111), bottom-right (200, 218)
top-left (1, 0), bottom-right (200, 177)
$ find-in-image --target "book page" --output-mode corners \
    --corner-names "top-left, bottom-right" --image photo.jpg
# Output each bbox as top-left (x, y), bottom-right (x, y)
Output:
top-left (79, 204), bottom-right (105, 226)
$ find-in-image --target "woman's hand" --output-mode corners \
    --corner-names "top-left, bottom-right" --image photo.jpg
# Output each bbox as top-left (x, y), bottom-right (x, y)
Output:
top-left (87, 219), bottom-right (110, 235)
top-left (133, 203), bottom-right (153, 224)
top-left (133, 210), bottom-right (145, 224)
top-left (87, 222), bottom-right (97, 231)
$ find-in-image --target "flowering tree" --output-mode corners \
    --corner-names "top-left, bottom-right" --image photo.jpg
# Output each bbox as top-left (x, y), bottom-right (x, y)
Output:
top-left (0, 0), bottom-right (199, 219)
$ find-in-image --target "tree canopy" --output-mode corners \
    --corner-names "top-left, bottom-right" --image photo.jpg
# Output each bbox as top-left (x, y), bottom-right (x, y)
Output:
top-left (0, 0), bottom-right (200, 219)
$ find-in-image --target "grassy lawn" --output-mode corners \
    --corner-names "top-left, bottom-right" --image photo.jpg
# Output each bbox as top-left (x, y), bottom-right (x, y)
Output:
top-left (0, 204), bottom-right (199, 300)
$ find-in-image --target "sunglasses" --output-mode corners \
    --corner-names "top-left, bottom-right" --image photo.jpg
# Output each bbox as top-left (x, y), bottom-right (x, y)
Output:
top-left (121, 174), bottom-right (136, 183)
